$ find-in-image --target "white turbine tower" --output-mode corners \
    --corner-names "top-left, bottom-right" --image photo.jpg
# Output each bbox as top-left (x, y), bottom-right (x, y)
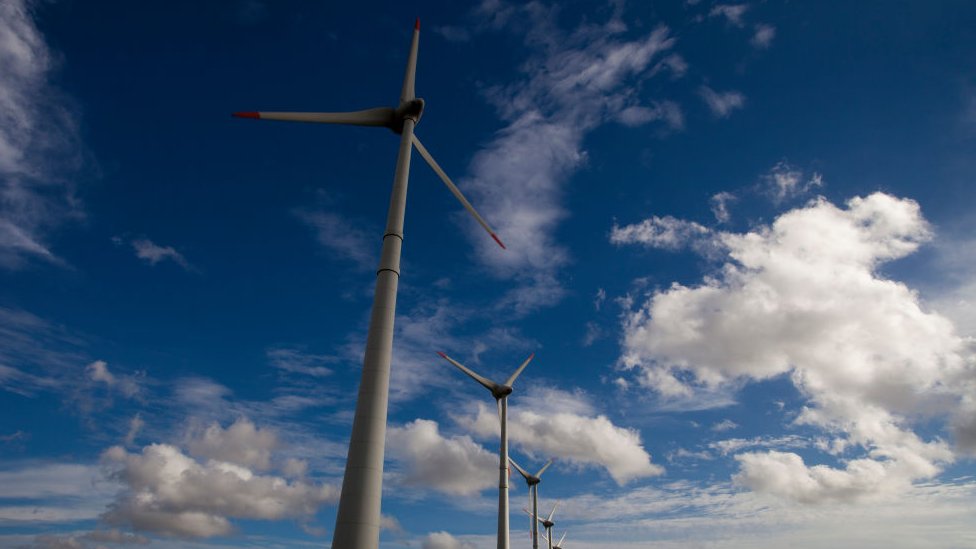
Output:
top-left (437, 352), bottom-right (534, 549)
top-left (526, 503), bottom-right (558, 549)
top-left (234, 20), bottom-right (505, 549)
top-left (509, 457), bottom-right (552, 549)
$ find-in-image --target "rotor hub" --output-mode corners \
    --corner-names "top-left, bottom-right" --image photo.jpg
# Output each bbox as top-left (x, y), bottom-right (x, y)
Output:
top-left (493, 385), bottom-right (513, 399)
top-left (391, 98), bottom-right (425, 133)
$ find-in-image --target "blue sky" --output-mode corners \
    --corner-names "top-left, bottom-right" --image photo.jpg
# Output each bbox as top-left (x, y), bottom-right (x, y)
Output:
top-left (2, 1), bottom-right (976, 547)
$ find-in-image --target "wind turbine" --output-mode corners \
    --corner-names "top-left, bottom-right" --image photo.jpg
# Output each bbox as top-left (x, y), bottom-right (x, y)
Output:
top-left (437, 352), bottom-right (534, 549)
top-left (525, 503), bottom-right (558, 549)
top-left (543, 531), bottom-right (568, 549)
top-left (234, 20), bottom-right (505, 549)
top-left (509, 456), bottom-right (553, 549)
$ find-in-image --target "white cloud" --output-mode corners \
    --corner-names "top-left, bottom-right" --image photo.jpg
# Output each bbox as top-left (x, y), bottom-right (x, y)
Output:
top-left (709, 4), bottom-right (749, 27)
top-left (422, 531), bottom-right (477, 549)
top-left (85, 360), bottom-right (140, 398)
top-left (130, 238), bottom-right (192, 270)
top-left (464, 5), bottom-right (680, 313)
top-left (711, 419), bottom-right (739, 432)
top-left (124, 414), bottom-right (144, 446)
top-left (0, 463), bottom-right (118, 526)
top-left (522, 478), bottom-right (976, 548)
top-left (699, 86), bottom-right (746, 118)
top-left (295, 207), bottom-right (374, 269)
top-left (616, 101), bottom-right (684, 129)
top-left (611, 215), bottom-right (711, 251)
top-left (386, 419), bottom-right (496, 496)
top-left (101, 441), bottom-right (338, 538)
top-left (186, 417), bottom-right (278, 471)
top-left (594, 288), bottom-right (607, 311)
top-left (459, 387), bottom-right (663, 484)
top-left (619, 192), bottom-right (975, 502)
top-left (0, 0), bottom-right (84, 269)
top-left (266, 348), bottom-right (334, 378)
top-left (751, 24), bottom-right (776, 49)
top-left (762, 161), bottom-right (823, 203)
top-left (710, 191), bottom-right (736, 223)
top-left (710, 435), bottom-right (808, 456)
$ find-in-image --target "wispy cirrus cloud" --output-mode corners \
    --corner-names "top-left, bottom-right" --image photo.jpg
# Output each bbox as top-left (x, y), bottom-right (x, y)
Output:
top-left (699, 86), bottom-right (746, 118)
top-left (294, 207), bottom-right (375, 269)
top-left (761, 161), bottom-right (823, 203)
top-left (461, 1), bottom-right (685, 314)
top-left (0, 0), bottom-right (85, 269)
top-left (611, 215), bottom-right (711, 251)
top-left (751, 24), bottom-right (776, 49)
top-left (129, 238), bottom-right (192, 270)
top-left (709, 4), bottom-right (749, 27)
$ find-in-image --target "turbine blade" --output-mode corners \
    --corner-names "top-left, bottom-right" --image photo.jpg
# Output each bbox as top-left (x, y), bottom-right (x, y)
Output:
top-left (508, 457), bottom-right (532, 481)
top-left (437, 352), bottom-right (497, 393)
top-left (504, 353), bottom-right (535, 387)
top-left (232, 107), bottom-right (395, 127)
top-left (546, 502), bottom-right (558, 522)
top-left (400, 18), bottom-right (420, 103)
top-left (411, 134), bottom-right (506, 249)
top-left (535, 459), bottom-right (554, 478)
top-left (558, 532), bottom-right (567, 546)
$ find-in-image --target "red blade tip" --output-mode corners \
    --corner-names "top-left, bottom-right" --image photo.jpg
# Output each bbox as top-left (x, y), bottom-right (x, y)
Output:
top-left (415, 18), bottom-right (420, 30)
top-left (437, 351), bottom-right (447, 359)
top-left (491, 233), bottom-right (506, 249)
top-left (233, 112), bottom-right (260, 119)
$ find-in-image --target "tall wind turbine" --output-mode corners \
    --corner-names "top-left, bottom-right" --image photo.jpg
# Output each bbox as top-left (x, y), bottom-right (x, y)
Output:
top-left (509, 456), bottom-right (552, 549)
top-left (437, 352), bottom-right (534, 549)
top-left (234, 20), bottom-right (505, 549)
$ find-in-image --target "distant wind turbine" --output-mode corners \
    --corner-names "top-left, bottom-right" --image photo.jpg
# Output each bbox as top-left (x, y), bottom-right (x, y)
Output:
top-left (437, 352), bottom-right (534, 549)
top-left (509, 456), bottom-right (553, 549)
top-left (234, 20), bottom-right (505, 549)
top-left (543, 531), bottom-right (568, 549)
top-left (526, 503), bottom-right (558, 549)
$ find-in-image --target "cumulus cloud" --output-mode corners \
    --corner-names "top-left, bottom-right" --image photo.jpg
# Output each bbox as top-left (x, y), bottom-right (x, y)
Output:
top-left (101, 441), bottom-right (338, 538)
top-left (618, 192), bottom-right (975, 502)
top-left (186, 417), bottom-right (278, 471)
top-left (699, 86), bottom-right (746, 118)
top-left (463, 4), bottom-right (681, 313)
top-left (751, 24), bottom-right (776, 49)
top-left (422, 531), bottom-right (477, 549)
top-left (386, 419), bottom-right (496, 496)
top-left (0, 0), bottom-right (84, 269)
top-left (459, 387), bottom-right (663, 484)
